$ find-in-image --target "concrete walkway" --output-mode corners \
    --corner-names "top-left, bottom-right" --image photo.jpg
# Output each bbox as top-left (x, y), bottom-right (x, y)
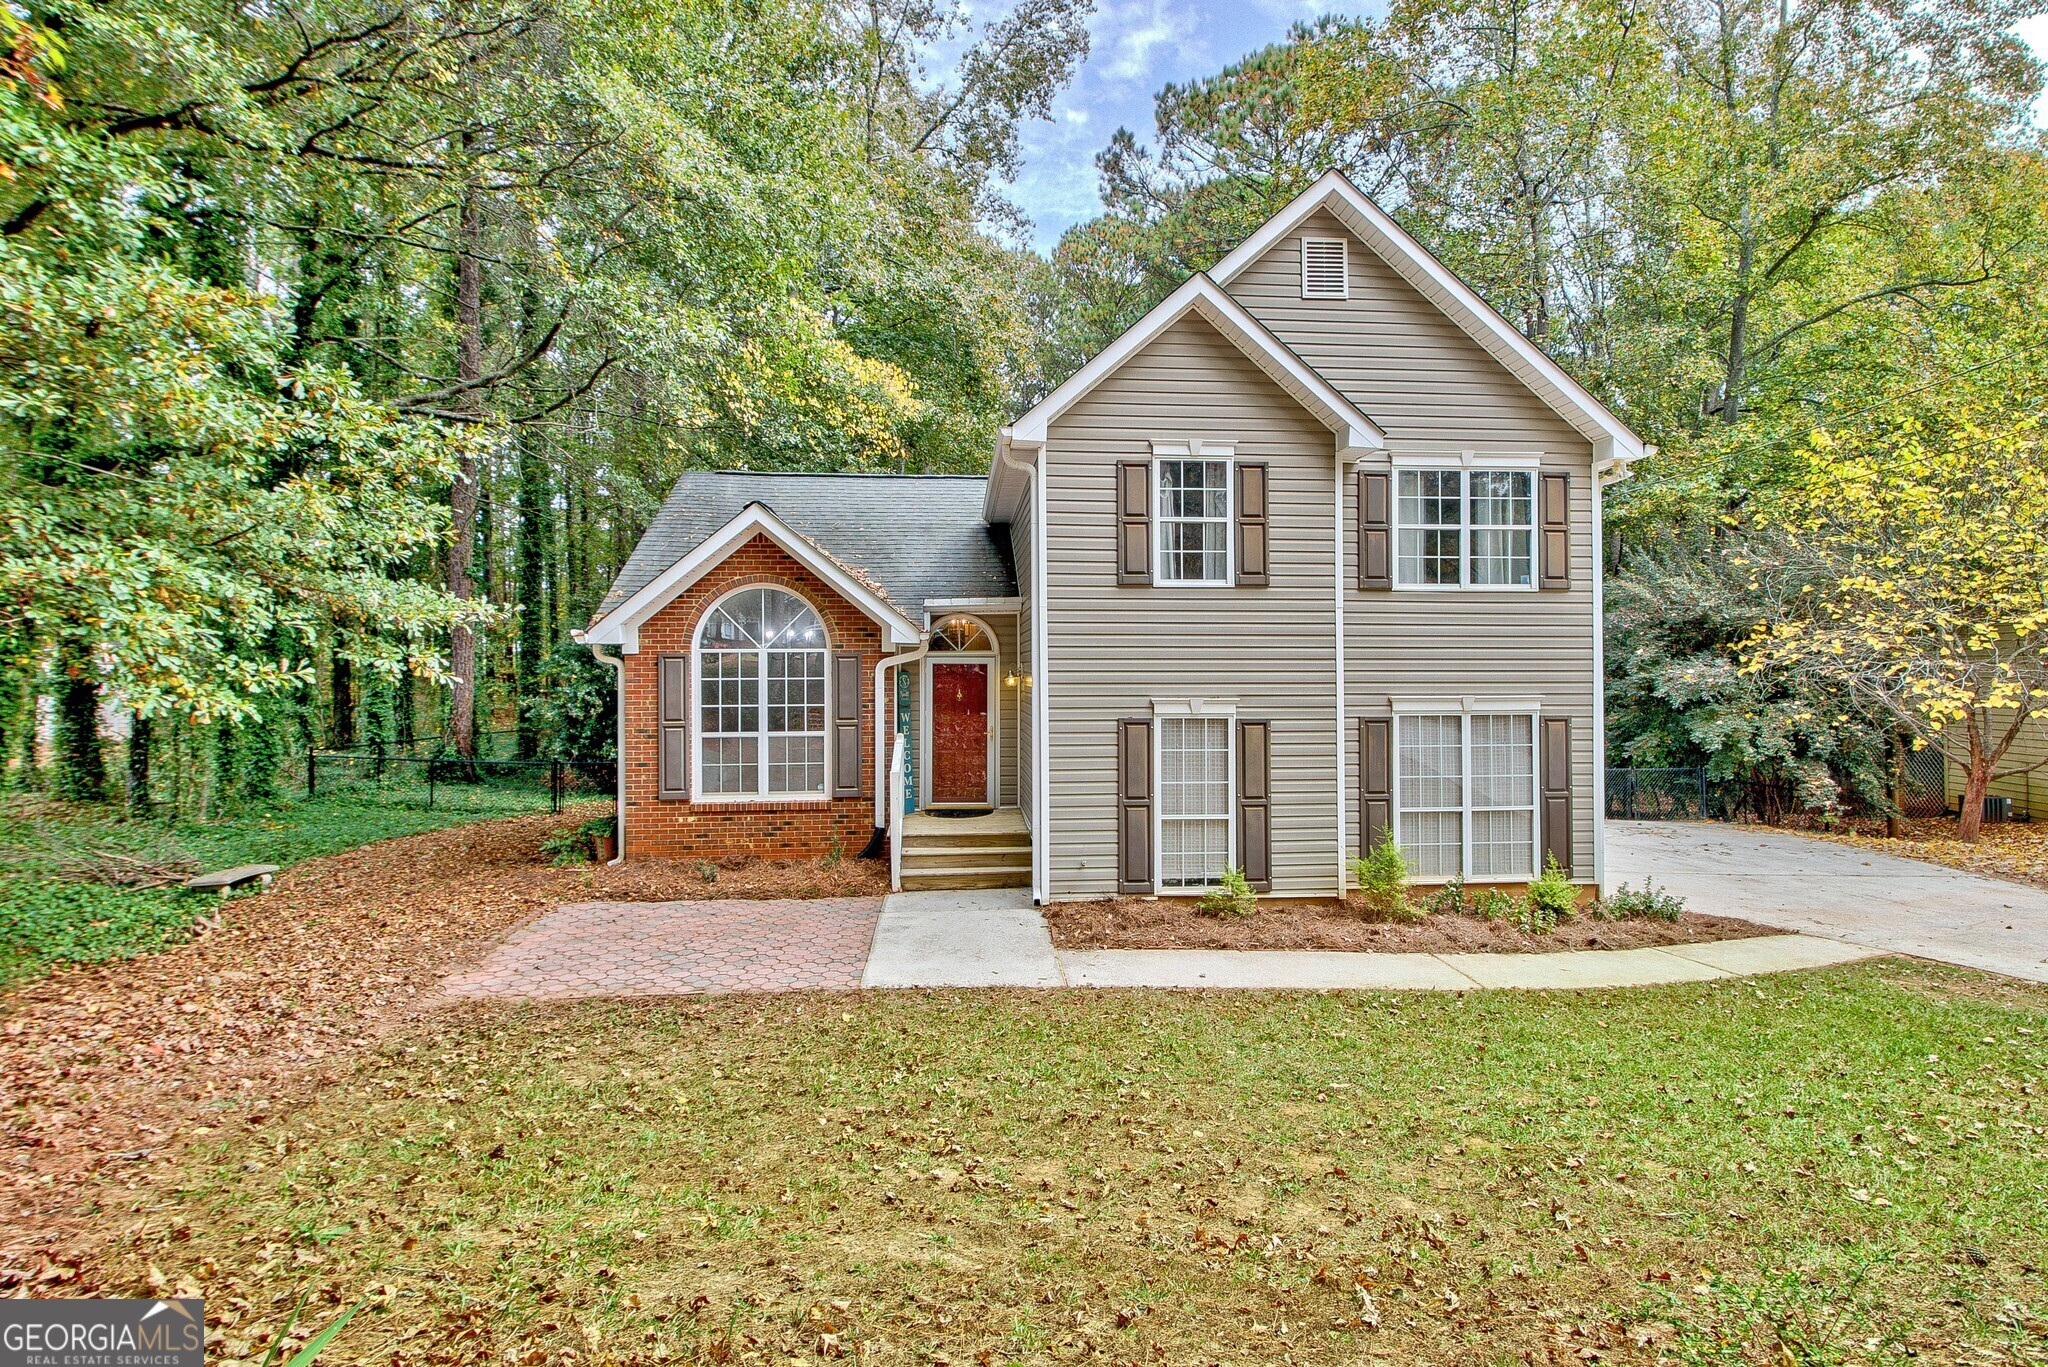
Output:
top-left (1609, 821), bottom-right (2048, 984)
top-left (864, 889), bottom-right (1878, 991)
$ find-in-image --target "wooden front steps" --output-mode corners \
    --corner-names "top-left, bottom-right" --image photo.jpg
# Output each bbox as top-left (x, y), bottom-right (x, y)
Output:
top-left (898, 809), bottom-right (1031, 891)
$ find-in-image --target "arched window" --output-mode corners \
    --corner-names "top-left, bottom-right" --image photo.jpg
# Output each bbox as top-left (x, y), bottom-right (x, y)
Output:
top-left (695, 587), bottom-right (827, 797)
top-left (928, 616), bottom-right (996, 652)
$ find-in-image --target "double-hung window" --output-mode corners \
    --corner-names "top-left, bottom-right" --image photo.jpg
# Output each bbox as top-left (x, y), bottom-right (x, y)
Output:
top-left (1157, 715), bottom-right (1232, 887)
top-left (694, 587), bottom-right (828, 798)
top-left (1396, 468), bottom-right (1535, 587)
top-left (1156, 457), bottom-right (1231, 584)
top-left (1396, 712), bottom-right (1538, 879)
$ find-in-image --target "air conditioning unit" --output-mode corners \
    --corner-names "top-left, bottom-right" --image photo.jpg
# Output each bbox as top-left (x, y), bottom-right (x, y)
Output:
top-left (1983, 795), bottom-right (2012, 824)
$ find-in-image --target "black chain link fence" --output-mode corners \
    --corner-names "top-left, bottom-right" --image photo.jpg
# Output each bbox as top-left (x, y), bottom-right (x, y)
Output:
top-left (1607, 752), bottom-right (1951, 822)
top-left (307, 749), bottom-right (615, 814)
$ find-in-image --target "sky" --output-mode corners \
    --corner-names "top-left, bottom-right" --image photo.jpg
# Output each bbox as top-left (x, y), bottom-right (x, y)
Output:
top-left (1000, 5), bottom-right (2048, 254)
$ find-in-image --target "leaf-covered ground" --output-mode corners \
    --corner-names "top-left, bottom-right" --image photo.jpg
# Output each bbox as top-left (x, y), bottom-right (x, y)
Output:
top-left (1807, 817), bottom-right (2048, 896)
top-left (32, 966), bottom-right (2048, 1366)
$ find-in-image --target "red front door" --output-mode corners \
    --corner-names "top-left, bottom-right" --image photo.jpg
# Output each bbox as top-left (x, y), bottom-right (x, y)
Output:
top-left (930, 662), bottom-right (990, 805)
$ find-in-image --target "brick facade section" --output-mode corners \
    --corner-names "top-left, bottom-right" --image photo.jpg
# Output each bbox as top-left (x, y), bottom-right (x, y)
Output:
top-left (620, 535), bottom-right (891, 861)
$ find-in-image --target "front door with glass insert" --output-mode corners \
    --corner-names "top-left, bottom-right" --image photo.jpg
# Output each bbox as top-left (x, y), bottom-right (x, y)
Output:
top-left (929, 662), bottom-right (990, 804)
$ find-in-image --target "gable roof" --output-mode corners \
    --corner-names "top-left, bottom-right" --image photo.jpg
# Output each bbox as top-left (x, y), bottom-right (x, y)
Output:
top-left (1209, 170), bottom-right (1644, 464)
top-left (1008, 273), bottom-right (1384, 459)
top-left (583, 473), bottom-right (1014, 651)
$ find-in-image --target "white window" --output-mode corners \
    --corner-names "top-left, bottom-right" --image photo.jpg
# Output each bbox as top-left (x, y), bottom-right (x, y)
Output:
top-left (1396, 469), bottom-right (1535, 588)
top-left (1156, 457), bottom-right (1231, 584)
top-left (1302, 238), bottom-right (1348, 298)
top-left (694, 586), bottom-right (827, 798)
top-left (1158, 716), bottom-right (1232, 887)
top-left (1396, 713), bottom-right (1537, 880)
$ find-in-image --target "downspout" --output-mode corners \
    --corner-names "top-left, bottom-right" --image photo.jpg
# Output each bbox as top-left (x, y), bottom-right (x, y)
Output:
top-left (1590, 446), bottom-right (1643, 894)
top-left (996, 433), bottom-right (1047, 905)
top-left (586, 639), bottom-right (626, 867)
top-left (867, 640), bottom-right (929, 855)
top-left (1334, 448), bottom-right (1348, 896)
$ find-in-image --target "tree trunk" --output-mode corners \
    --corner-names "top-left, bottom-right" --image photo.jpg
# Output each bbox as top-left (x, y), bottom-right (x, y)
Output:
top-left (515, 420), bottom-right (551, 760)
top-left (128, 711), bottom-right (153, 816)
top-left (331, 650), bottom-right (356, 750)
top-left (1957, 725), bottom-right (1990, 842)
top-left (1886, 732), bottom-right (1904, 839)
top-left (447, 172), bottom-right (484, 761)
top-left (54, 640), bottom-right (106, 802)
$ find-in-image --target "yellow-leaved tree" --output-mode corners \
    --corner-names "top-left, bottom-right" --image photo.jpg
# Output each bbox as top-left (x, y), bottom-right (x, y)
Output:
top-left (1739, 406), bottom-right (2048, 840)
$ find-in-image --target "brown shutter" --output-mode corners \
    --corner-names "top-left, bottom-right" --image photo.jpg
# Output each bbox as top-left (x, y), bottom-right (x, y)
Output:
top-left (1117, 461), bottom-right (1152, 585)
top-left (1359, 716), bottom-right (1392, 856)
top-left (1358, 470), bottom-right (1392, 590)
top-left (830, 652), bottom-right (863, 799)
top-left (1235, 462), bottom-right (1269, 587)
top-left (1237, 719), bottom-right (1272, 891)
top-left (658, 654), bottom-right (688, 800)
top-left (1541, 717), bottom-right (1572, 874)
top-left (1117, 717), bottom-right (1153, 892)
top-left (1539, 472), bottom-right (1570, 589)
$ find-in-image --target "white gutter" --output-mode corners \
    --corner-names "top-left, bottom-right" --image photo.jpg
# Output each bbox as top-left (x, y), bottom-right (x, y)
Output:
top-left (582, 636), bottom-right (627, 867)
top-left (1334, 450), bottom-right (1348, 895)
top-left (996, 431), bottom-right (1048, 905)
top-left (873, 641), bottom-right (929, 832)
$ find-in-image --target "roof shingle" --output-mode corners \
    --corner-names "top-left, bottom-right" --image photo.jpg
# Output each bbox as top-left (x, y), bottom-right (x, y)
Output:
top-left (596, 472), bottom-right (1015, 622)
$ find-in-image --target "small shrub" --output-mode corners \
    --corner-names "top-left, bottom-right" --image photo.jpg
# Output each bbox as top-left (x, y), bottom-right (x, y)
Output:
top-left (1197, 866), bottom-right (1257, 918)
top-left (822, 838), bottom-right (843, 869)
top-left (1513, 896), bottom-right (1559, 935)
top-left (1424, 874), bottom-right (1466, 918)
top-left (696, 859), bottom-right (718, 885)
top-left (1470, 886), bottom-right (1515, 921)
top-left (1351, 837), bottom-right (1419, 923)
top-left (1603, 877), bottom-right (1685, 921)
top-left (540, 829), bottom-right (589, 867)
top-left (1526, 854), bottom-right (1578, 920)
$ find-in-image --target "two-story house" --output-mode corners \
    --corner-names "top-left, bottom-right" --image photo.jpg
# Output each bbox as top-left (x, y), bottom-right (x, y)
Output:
top-left (577, 171), bottom-right (1645, 902)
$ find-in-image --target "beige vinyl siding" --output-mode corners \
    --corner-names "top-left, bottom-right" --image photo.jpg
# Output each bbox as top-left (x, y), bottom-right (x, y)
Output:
top-left (1227, 208), bottom-right (1588, 451)
top-left (1042, 313), bottom-right (1341, 898)
top-left (1232, 209), bottom-right (1601, 880)
top-left (1010, 507), bottom-right (1036, 828)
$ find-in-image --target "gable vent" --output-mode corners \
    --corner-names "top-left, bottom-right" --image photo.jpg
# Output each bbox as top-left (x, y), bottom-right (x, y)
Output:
top-left (1301, 238), bottom-right (1348, 298)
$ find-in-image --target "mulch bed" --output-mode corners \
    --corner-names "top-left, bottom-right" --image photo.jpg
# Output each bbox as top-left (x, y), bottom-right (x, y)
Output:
top-left (1045, 895), bottom-right (1774, 954)
top-left (0, 806), bottom-right (883, 1287)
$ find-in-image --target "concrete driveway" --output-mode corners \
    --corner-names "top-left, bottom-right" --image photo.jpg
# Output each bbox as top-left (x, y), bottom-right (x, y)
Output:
top-left (1608, 821), bottom-right (2048, 983)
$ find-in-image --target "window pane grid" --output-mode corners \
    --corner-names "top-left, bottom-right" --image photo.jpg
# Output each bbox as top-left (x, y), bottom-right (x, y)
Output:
top-left (1158, 459), bottom-right (1230, 584)
top-left (1396, 713), bottom-right (1536, 880)
top-left (693, 589), bottom-right (829, 798)
top-left (1395, 468), bottom-right (1535, 587)
top-left (1159, 716), bottom-right (1230, 888)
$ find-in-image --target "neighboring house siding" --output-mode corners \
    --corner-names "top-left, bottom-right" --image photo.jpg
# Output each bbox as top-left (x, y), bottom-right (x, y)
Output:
top-left (1945, 712), bottom-right (2048, 818)
top-left (1012, 505), bottom-right (1036, 832)
top-left (1227, 211), bottom-right (1601, 881)
top-left (619, 534), bottom-right (885, 861)
top-left (1042, 313), bottom-right (1341, 898)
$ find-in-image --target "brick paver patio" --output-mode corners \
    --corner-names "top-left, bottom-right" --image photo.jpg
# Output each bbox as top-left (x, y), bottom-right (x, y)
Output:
top-left (443, 897), bottom-right (884, 999)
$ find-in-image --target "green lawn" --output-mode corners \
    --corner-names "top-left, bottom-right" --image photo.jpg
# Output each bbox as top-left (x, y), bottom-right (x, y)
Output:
top-left (0, 791), bottom-right (572, 985)
top-left (123, 962), bottom-right (2047, 1365)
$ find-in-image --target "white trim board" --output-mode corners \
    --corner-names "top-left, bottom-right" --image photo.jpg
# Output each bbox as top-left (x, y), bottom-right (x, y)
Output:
top-left (582, 502), bottom-right (923, 652)
top-left (1005, 274), bottom-right (1385, 459)
top-left (1209, 170), bottom-right (1646, 466)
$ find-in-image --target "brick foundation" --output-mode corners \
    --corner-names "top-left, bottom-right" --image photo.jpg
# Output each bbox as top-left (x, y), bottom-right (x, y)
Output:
top-left (620, 535), bottom-right (890, 862)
